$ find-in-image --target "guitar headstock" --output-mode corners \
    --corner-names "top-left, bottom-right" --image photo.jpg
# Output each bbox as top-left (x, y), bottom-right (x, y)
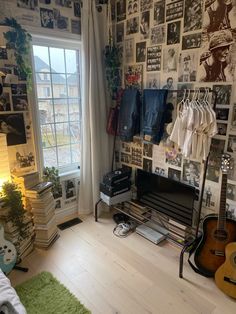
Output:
top-left (221, 154), bottom-right (233, 173)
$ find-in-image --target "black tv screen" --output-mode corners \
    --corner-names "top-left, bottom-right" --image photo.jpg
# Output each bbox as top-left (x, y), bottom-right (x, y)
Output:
top-left (136, 169), bottom-right (196, 226)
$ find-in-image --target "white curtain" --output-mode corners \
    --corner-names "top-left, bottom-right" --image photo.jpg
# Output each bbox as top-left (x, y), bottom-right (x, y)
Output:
top-left (79, 1), bottom-right (112, 214)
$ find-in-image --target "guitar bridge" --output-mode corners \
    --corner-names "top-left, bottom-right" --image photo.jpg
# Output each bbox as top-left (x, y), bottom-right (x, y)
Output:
top-left (210, 250), bottom-right (225, 257)
top-left (224, 277), bottom-right (236, 285)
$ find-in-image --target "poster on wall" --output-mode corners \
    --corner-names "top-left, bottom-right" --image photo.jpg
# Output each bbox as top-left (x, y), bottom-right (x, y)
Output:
top-left (178, 51), bottom-right (198, 82)
top-left (126, 17), bottom-right (139, 35)
top-left (183, 159), bottom-right (201, 188)
top-left (182, 33), bottom-right (201, 50)
top-left (147, 46), bottom-right (161, 72)
top-left (168, 167), bottom-right (181, 181)
top-left (226, 200), bottom-right (236, 220)
top-left (230, 104), bottom-right (236, 130)
top-left (0, 92), bottom-right (11, 112)
top-left (227, 183), bottom-right (236, 201)
top-left (74, 1), bottom-right (81, 17)
top-left (167, 20), bottom-right (181, 45)
top-left (40, 8), bottom-right (54, 28)
top-left (140, 11), bottom-right (150, 39)
top-left (116, 23), bottom-right (124, 43)
top-left (203, 182), bottom-right (219, 211)
top-left (124, 38), bottom-right (135, 63)
top-left (124, 64), bottom-right (143, 89)
top-left (212, 85), bottom-right (232, 106)
top-left (150, 25), bottom-right (165, 45)
top-left (17, 0), bottom-right (39, 10)
top-left (55, 0), bottom-right (72, 8)
top-left (54, 9), bottom-right (69, 31)
top-left (143, 158), bottom-right (153, 172)
top-left (12, 95), bottom-right (29, 111)
top-left (0, 113), bottom-right (26, 146)
top-left (140, 0), bottom-right (153, 12)
top-left (117, 0), bottom-right (126, 22)
top-left (71, 19), bottom-right (81, 35)
top-left (154, 0), bottom-right (165, 25)
top-left (146, 72), bottom-right (160, 89)
top-left (127, 0), bottom-right (139, 15)
top-left (163, 47), bottom-right (178, 73)
top-left (136, 42), bottom-right (146, 63)
top-left (183, 0), bottom-right (202, 33)
top-left (166, 0), bottom-right (184, 22)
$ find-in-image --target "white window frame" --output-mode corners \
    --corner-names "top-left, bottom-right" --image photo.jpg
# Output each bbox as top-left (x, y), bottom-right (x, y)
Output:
top-left (31, 35), bottom-right (82, 175)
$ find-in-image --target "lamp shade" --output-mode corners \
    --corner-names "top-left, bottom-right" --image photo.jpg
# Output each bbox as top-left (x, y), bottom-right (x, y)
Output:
top-left (0, 134), bottom-right (11, 191)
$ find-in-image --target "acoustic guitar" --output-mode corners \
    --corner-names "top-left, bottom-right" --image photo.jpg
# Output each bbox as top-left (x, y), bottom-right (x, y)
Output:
top-left (194, 154), bottom-right (236, 277)
top-left (215, 242), bottom-right (236, 298)
top-left (0, 224), bottom-right (17, 274)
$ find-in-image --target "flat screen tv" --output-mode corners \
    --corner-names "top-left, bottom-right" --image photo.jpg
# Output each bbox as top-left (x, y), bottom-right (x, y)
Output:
top-left (136, 169), bottom-right (196, 226)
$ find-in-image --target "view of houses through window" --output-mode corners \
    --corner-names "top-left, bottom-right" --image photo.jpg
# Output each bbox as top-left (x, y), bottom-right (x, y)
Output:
top-left (33, 45), bottom-right (81, 170)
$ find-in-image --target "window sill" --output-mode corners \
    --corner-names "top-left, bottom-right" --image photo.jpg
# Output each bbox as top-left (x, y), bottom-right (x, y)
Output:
top-left (59, 169), bottom-right (80, 181)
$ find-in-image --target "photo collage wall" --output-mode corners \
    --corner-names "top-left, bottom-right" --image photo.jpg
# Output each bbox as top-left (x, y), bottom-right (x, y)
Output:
top-left (113, 0), bottom-right (236, 221)
top-left (0, 0), bottom-right (81, 36)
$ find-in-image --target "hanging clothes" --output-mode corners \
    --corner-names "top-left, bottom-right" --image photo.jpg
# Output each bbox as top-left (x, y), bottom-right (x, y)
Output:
top-left (170, 90), bottom-right (217, 160)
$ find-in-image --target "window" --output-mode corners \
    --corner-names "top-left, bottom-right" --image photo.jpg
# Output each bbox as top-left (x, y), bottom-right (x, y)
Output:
top-left (33, 43), bottom-right (81, 171)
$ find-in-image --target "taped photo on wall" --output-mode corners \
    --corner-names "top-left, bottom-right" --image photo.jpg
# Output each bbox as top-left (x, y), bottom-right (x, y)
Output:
top-left (163, 47), bottom-right (178, 73)
top-left (124, 38), bottom-right (135, 63)
top-left (147, 45), bottom-right (162, 72)
top-left (140, 0), bottom-right (153, 12)
top-left (127, 0), bottom-right (139, 15)
top-left (166, 0), bottom-right (184, 22)
top-left (168, 167), bottom-right (181, 181)
top-left (136, 41), bottom-right (146, 63)
top-left (178, 51), bottom-right (198, 82)
top-left (167, 21), bottom-right (181, 45)
top-left (212, 84), bottom-right (232, 105)
top-left (154, 0), bottom-right (165, 25)
top-left (117, 0), bottom-right (126, 22)
top-left (124, 64), bottom-right (143, 89)
top-left (150, 25), bottom-right (166, 45)
top-left (116, 22), bottom-right (124, 43)
top-left (146, 72), bottom-right (160, 89)
top-left (0, 113), bottom-right (26, 146)
top-left (126, 17), bottom-right (139, 35)
top-left (183, 159), bottom-right (201, 188)
top-left (184, 0), bottom-right (202, 32)
top-left (182, 33), bottom-right (201, 50)
top-left (0, 93), bottom-right (11, 112)
top-left (140, 11), bottom-right (150, 39)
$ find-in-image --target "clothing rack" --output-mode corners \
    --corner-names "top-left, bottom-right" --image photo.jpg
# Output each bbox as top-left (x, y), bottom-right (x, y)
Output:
top-left (168, 88), bottom-right (217, 277)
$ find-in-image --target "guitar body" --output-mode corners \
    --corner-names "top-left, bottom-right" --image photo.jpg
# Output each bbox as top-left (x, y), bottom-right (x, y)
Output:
top-left (215, 242), bottom-right (236, 299)
top-left (0, 224), bottom-right (17, 274)
top-left (194, 215), bottom-right (236, 277)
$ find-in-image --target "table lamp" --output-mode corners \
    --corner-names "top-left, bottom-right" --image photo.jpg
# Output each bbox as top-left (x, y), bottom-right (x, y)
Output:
top-left (0, 134), bottom-right (11, 194)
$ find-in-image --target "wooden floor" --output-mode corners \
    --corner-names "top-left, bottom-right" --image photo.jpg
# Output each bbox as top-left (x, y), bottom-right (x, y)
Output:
top-left (9, 213), bottom-right (236, 314)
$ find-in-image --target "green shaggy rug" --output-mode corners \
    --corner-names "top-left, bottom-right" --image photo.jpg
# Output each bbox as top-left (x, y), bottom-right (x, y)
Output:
top-left (15, 271), bottom-right (91, 314)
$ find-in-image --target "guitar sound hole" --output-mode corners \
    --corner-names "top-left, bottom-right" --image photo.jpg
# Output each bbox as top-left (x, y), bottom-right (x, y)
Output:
top-left (214, 229), bottom-right (228, 241)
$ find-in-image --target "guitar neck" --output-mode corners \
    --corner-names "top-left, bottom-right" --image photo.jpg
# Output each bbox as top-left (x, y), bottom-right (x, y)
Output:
top-left (218, 173), bottom-right (227, 230)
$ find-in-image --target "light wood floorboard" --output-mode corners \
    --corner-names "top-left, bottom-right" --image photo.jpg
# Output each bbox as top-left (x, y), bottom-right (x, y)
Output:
top-left (9, 213), bottom-right (236, 314)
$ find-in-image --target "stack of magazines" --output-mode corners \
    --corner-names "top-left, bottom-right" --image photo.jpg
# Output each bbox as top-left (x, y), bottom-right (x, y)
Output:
top-left (26, 182), bottom-right (59, 248)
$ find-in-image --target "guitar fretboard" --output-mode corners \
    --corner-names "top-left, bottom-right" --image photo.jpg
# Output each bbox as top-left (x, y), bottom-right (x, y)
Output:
top-left (218, 174), bottom-right (227, 230)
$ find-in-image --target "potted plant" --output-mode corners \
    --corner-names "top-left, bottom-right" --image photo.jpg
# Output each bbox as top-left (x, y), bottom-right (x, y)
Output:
top-left (43, 167), bottom-right (62, 199)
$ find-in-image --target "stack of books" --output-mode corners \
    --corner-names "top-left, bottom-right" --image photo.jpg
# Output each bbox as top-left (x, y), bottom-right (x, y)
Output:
top-left (126, 201), bottom-right (151, 221)
top-left (26, 182), bottom-right (59, 248)
top-left (0, 200), bottom-right (35, 261)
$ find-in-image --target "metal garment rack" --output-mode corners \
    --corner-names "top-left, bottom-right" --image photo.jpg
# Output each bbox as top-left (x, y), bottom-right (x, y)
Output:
top-left (95, 88), bottom-right (218, 278)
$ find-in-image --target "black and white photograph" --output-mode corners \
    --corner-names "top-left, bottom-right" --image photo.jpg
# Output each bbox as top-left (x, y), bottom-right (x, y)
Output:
top-left (140, 11), bottom-right (150, 39)
top-left (210, 138), bottom-right (226, 155)
top-left (166, 152), bottom-right (182, 167)
top-left (212, 84), bottom-right (232, 105)
top-left (136, 42), bottom-right (146, 63)
top-left (183, 0), bottom-right (202, 32)
top-left (231, 104), bottom-right (236, 130)
top-left (147, 46), bottom-right (162, 72)
top-left (116, 22), bottom-right (124, 43)
top-left (227, 183), bottom-right (236, 201)
top-left (126, 17), bottom-right (139, 35)
top-left (217, 122), bottom-right (227, 136)
top-left (143, 142), bottom-right (153, 158)
top-left (199, 30), bottom-right (234, 82)
top-left (71, 19), bottom-right (81, 35)
top-left (65, 179), bottom-right (76, 199)
top-left (215, 108), bottom-right (229, 121)
top-left (124, 38), bottom-right (135, 63)
top-left (150, 25), bottom-right (166, 45)
top-left (167, 21), bottom-right (181, 45)
top-left (182, 33), bottom-right (201, 50)
top-left (143, 158), bottom-right (153, 172)
top-left (203, 185), bottom-right (217, 209)
top-left (17, 0), bottom-right (38, 10)
top-left (178, 51), bottom-right (198, 82)
top-left (131, 147), bottom-right (142, 167)
top-left (162, 76), bottom-right (175, 91)
top-left (166, 0), bottom-right (184, 22)
top-left (0, 48), bottom-right (7, 60)
top-left (117, 0), bottom-right (126, 22)
top-left (183, 159), bottom-right (201, 188)
top-left (11, 84), bottom-right (27, 95)
top-left (54, 9), bottom-right (69, 31)
top-left (227, 135), bottom-right (236, 153)
top-left (140, 0), bottom-right (153, 12)
top-left (127, 0), bottom-right (138, 15)
top-left (40, 8), bottom-right (54, 29)
top-left (226, 202), bottom-right (236, 220)
top-left (154, 0), bottom-right (165, 25)
top-left (228, 157), bottom-right (236, 181)
top-left (12, 96), bottom-right (29, 111)
top-left (74, 1), bottom-right (81, 17)
top-left (146, 72), bottom-right (160, 89)
top-left (15, 151), bottom-right (35, 169)
top-left (55, 0), bottom-right (72, 8)
top-left (163, 47), bottom-right (178, 72)
top-left (206, 165), bottom-right (220, 183)
top-left (0, 113), bottom-right (26, 146)
top-left (154, 167), bottom-right (166, 176)
top-left (168, 167), bottom-right (181, 181)
top-left (121, 152), bottom-right (131, 164)
top-left (203, 0), bottom-right (234, 35)
top-left (0, 93), bottom-right (11, 112)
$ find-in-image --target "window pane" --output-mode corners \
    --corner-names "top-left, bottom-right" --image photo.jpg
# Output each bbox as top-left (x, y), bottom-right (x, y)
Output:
top-left (33, 46), bottom-right (50, 71)
top-left (72, 144), bottom-right (80, 163)
top-left (69, 99), bottom-right (80, 121)
top-left (41, 124), bottom-right (56, 148)
top-left (55, 123), bottom-right (70, 145)
top-left (54, 99), bottom-right (68, 122)
top-left (65, 49), bottom-right (77, 74)
top-left (67, 75), bottom-right (79, 97)
top-left (43, 147), bottom-right (57, 167)
top-left (52, 74), bottom-right (67, 98)
top-left (36, 81), bottom-right (52, 99)
top-left (49, 47), bottom-right (65, 73)
top-left (38, 100), bottom-right (54, 124)
top-left (69, 122), bottom-right (80, 143)
top-left (57, 145), bottom-right (71, 166)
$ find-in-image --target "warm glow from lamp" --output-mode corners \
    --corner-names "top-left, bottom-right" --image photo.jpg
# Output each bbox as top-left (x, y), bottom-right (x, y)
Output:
top-left (0, 134), bottom-right (11, 194)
